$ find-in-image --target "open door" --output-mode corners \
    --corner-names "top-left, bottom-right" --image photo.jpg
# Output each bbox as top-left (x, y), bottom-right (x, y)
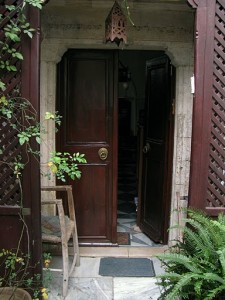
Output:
top-left (139, 55), bottom-right (175, 243)
top-left (57, 50), bottom-right (118, 244)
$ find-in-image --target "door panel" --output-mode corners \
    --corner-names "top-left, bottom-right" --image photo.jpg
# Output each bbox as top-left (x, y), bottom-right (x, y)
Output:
top-left (57, 50), bottom-right (118, 244)
top-left (66, 59), bottom-right (107, 143)
top-left (140, 55), bottom-right (175, 243)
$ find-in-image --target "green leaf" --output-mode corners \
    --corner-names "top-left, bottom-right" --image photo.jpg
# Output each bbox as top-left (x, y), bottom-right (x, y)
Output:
top-left (45, 112), bottom-right (55, 120)
top-left (5, 5), bottom-right (16, 11)
top-left (26, 31), bottom-right (33, 38)
top-left (36, 136), bottom-right (41, 144)
top-left (217, 248), bottom-right (225, 276)
top-left (0, 81), bottom-right (6, 91)
top-left (19, 137), bottom-right (26, 145)
top-left (5, 32), bottom-right (20, 42)
top-left (10, 65), bottom-right (17, 72)
top-left (14, 52), bottom-right (23, 60)
top-left (54, 157), bottom-right (61, 164)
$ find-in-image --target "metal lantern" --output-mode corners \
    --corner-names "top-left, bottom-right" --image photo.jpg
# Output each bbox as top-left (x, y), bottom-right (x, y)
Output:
top-left (105, 1), bottom-right (127, 46)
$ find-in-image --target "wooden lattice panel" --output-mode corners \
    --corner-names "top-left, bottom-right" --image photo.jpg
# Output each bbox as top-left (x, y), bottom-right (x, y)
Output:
top-left (207, 0), bottom-right (225, 208)
top-left (0, 1), bottom-right (23, 205)
top-left (0, 0), bottom-right (22, 96)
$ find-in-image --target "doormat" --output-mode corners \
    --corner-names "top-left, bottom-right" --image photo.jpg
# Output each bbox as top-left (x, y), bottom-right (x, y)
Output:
top-left (99, 257), bottom-right (155, 277)
top-left (117, 232), bottom-right (130, 245)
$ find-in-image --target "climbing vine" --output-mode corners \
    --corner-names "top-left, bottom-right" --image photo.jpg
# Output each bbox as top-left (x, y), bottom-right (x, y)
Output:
top-left (0, 1), bottom-right (44, 91)
top-left (0, 1), bottom-right (86, 298)
top-left (0, 0), bottom-right (86, 183)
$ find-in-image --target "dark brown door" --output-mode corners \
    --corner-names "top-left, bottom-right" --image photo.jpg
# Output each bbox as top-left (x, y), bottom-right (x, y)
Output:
top-left (140, 55), bottom-right (175, 243)
top-left (188, 0), bottom-right (225, 216)
top-left (57, 50), bottom-right (118, 244)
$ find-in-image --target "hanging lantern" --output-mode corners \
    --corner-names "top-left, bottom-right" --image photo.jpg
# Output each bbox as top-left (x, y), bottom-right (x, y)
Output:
top-left (105, 1), bottom-right (128, 46)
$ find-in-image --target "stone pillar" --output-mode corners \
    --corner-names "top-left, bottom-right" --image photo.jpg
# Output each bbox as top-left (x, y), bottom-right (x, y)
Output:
top-left (40, 44), bottom-right (67, 190)
top-left (169, 65), bottom-right (194, 243)
top-left (40, 45), bottom-right (67, 208)
top-left (40, 60), bottom-right (57, 188)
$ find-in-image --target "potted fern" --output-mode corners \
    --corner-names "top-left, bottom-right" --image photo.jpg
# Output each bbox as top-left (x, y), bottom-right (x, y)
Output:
top-left (157, 209), bottom-right (225, 300)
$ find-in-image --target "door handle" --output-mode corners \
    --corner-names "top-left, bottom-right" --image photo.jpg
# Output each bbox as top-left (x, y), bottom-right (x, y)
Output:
top-left (98, 148), bottom-right (108, 160)
top-left (143, 143), bottom-right (151, 154)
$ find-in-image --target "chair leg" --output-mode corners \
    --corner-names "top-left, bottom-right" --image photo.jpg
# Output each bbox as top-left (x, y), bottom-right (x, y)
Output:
top-left (62, 241), bottom-right (69, 298)
top-left (68, 230), bottom-right (80, 279)
top-left (73, 221), bottom-right (80, 266)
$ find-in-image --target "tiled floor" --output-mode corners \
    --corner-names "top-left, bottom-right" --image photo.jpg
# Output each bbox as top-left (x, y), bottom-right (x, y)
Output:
top-left (47, 255), bottom-right (165, 299)
top-left (46, 195), bottom-right (167, 299)
top-left (117, 212), bottom-right (164, 247)
top-left (117, 180), bottom-right (164, 248)
top-left (117, 136), bottom-right (165, 248)
top-left (46, 136), bottom-right (166, 299)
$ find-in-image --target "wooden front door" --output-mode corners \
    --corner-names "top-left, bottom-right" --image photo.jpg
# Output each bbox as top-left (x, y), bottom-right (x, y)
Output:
top-left (57, 50), bottom-right (118, 244)
top-left (140, 55), bottom-right (175, 243)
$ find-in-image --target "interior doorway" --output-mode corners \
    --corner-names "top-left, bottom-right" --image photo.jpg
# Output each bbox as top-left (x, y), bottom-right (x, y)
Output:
top-left (56, 49), bottom-right (175, 246)
top-left (117, 50), bottom-right (175, 247)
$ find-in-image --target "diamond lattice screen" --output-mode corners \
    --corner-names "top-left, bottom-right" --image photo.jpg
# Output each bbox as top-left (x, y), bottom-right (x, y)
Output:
top-left (0, 1), bottom-right (23, 205)
top-left (207, 0), bottom-right (225, 208)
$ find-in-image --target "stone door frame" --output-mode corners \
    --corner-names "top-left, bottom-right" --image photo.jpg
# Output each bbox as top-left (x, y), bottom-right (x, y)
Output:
top-left (40, 39), bottom-right (194, 243)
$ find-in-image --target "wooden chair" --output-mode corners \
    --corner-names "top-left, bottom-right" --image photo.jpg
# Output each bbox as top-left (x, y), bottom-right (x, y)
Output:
top-left (41, 185), bottom-right (80, 298)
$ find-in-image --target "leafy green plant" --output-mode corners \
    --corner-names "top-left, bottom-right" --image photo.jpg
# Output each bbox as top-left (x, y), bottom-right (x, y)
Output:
top-left (0, 249), bottom-right (52, 299)
top-left (0, 95), bottom-right (86, 182)
top-left (48, 152), bottom-right (87, 182)
top-left (0, 1), bottom-right (45, 91)
top-left (0, 1), bottom-right (87, 298)
top-left (157, 209), bottom-right (225, 300)
top-left (0, 1), bottom-right (87, 182)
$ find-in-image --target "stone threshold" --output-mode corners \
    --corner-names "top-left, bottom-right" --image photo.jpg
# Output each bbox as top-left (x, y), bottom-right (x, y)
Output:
top-left (43, 244), bottom-right (168, 258)
top-left (79, 246), bottom-right (168, 258)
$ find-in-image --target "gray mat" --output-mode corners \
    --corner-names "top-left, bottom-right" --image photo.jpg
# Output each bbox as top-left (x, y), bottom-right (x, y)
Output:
top-left (99, 257), bottom-right (155, 277)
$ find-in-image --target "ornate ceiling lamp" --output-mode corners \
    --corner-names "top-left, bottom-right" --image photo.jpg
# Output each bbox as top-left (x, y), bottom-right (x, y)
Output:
top-left (105, 1), bottom-right (128, 46)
